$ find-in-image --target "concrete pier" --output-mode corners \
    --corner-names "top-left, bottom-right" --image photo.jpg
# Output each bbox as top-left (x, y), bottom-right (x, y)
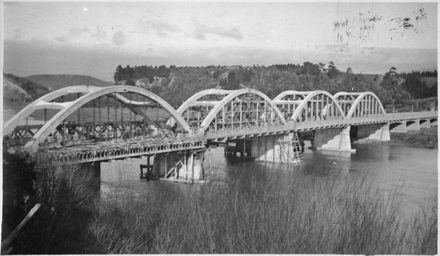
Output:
top-left (249, 134), bottom-right (301, 164)
top-left (353, 123), bottom-right (390, 142)
top-left (390, 122), bottom-right (407, 133)
top-left (313, 127), bottom-right (354, 152)
top-left (153, 151), bottom-right (205, 181)
top-left (407, 120), bottom-right (421, 131)
top-left (420, 120), bottom-right (431, 129)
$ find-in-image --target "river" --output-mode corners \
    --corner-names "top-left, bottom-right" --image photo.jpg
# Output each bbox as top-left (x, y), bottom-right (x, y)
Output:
top-left (101, 139), bottom-right (437, 220)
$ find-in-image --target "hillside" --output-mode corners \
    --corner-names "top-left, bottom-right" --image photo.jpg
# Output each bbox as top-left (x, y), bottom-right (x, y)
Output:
top-left (3, 77), bottom-right (32, 103)
top-left (4, 73), bottom-right (50, 99)
top-left (26, 74), bottom-right (112, 91)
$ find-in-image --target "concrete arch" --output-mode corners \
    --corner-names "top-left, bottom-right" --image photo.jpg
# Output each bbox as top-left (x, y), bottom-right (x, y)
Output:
top-left (4, 85), bottom-right (101, 135)
top-left (345, 92), bottom-right (386, 118)
top-left (166, 89), bottom-right (233, 127)
top-left (199, 89), bottom-right (286, 131)
top-left (15, 86), bottom-right (190, 152)
top-left (277, 90), bottom-right (345, 121)
top-left (176, 89), bottom-right (233, 114)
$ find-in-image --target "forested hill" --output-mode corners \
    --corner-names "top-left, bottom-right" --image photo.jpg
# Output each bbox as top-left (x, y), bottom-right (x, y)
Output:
top-left (113, 63), bottom-right (437, 109)
top-left (4, 73), bottom-right (50, 100)
top-left (26, 74), bottom-right (112, 91)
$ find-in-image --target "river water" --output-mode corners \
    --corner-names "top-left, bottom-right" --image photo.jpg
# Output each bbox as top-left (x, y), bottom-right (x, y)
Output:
top-left (101, 139), bottom-right (437, 220)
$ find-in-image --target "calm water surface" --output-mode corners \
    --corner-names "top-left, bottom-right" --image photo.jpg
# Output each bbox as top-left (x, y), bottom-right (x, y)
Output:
top-left (101, 141), bottom-right (437, 219)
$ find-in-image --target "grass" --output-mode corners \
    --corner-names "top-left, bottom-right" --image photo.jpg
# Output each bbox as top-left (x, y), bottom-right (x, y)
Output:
top-left (90, 169), bottom-right (437, 254)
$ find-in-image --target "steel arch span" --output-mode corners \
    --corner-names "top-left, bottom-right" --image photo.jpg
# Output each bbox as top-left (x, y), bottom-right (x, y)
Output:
top-left (334, 92), bottom-right (386, 118)
top-left (273, 90), bottom-right (345, 122)
top-left (167, 88), bottom-right (233, 128)
top-left (172, 88), bottom-right (286, 134)
top-left (4, 85), bottom-right (191, 152)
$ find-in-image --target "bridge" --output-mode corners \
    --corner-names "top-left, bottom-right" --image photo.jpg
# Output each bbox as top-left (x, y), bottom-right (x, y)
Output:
top-left (3, 85), bottom-right (437, 181)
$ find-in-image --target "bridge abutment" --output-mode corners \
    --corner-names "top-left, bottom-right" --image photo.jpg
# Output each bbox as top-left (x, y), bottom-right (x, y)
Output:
top-left (313, 127), bottom-right (355, 152)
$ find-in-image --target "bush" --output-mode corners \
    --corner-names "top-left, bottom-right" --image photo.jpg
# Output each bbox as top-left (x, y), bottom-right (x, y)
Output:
top-left (2, 157), bottom-right (101, 254)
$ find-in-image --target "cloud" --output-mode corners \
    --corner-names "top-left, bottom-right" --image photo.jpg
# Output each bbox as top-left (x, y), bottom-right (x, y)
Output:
top-left (193, 21), bottom-right (243, 41)
top-left (112, 30), bottom-right (125, 46)
top-left (4, 39), bottom-right (436, 82)
top-left (137, 19), bottom-right (180, 37)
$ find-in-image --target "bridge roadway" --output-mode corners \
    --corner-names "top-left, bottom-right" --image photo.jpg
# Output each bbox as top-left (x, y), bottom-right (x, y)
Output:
top-left (35, 111), bottom-right (437, 166)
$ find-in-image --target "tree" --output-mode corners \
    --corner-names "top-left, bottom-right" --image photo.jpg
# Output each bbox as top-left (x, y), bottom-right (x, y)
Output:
top-left (114, 65), bottom-right (124, 82)
top-left (327, 61), bottom-right (339, 79)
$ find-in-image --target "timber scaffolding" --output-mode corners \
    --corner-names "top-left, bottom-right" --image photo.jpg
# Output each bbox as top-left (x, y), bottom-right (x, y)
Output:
top-left (35, 136), bottom-right (206, 166)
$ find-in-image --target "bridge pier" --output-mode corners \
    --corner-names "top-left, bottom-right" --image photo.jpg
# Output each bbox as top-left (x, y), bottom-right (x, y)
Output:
top-left (390, 122), bottom-right (407, 133)
top-left (313, 127), bottom-right (355, 152)
top-left (407, 120), bottom-right (420, 131)
top-left (352, 123), bottom-right (390, 142)
top-left (420, 119), bottom-right (431, 129)
top-left (249, 133), bottom-right (301, 164)
top-left (224, 139), bottom-right (252, 160)
top-left (153, 150), bottom-right (205, 182)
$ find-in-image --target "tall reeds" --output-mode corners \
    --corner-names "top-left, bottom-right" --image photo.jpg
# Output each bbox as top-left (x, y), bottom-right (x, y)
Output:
top-left (91, 169), bottom-right (437, 254)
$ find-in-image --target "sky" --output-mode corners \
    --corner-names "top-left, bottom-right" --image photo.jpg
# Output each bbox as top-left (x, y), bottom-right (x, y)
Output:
top-left (3, 1), bottom-right (438, 81)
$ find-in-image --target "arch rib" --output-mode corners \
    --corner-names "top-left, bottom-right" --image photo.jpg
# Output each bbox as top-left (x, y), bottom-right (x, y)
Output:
top-left (199, 89), bottom-right (286, 131)
top-left (176, 88), bottom-right (233, 114)
top-left (4, 85), bottom-right (101, 135)
top-left (19, 86), bottom-right (190, 152)
top-left (287, 90), bottom-right (345, 121)
top-left (345, 92), bottom-right (385, 118)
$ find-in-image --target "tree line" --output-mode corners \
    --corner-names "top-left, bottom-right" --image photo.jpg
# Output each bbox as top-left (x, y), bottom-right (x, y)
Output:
top-left (113, 63), bottom-right (437, 108)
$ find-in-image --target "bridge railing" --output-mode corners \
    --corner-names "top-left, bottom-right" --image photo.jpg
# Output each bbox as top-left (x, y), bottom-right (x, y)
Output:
top-left (36, 136), bottom-right (207, 165)
top-left (203, 111), bottom-right (437, 139)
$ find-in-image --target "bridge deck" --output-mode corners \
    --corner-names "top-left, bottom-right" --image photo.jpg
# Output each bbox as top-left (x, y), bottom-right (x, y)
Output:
top-left (36, 137), bottom-right (206, 166)
top-left (33, 111), bottom-right (437, 165)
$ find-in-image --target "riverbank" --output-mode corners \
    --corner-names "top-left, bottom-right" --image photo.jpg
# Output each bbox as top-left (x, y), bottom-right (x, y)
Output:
top-left (390, 126), bottom-right (438, 148)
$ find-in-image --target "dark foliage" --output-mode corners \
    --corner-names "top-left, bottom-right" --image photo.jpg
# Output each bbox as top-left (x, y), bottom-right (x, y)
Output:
top-left (2, 151), bottom-right (38, 241)
top-left (4, 73), bottom-right (49, 100)
top-left (2, 154), bottom-right (101, 254)
top-left (113, 63), bottom-right (436, 110)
